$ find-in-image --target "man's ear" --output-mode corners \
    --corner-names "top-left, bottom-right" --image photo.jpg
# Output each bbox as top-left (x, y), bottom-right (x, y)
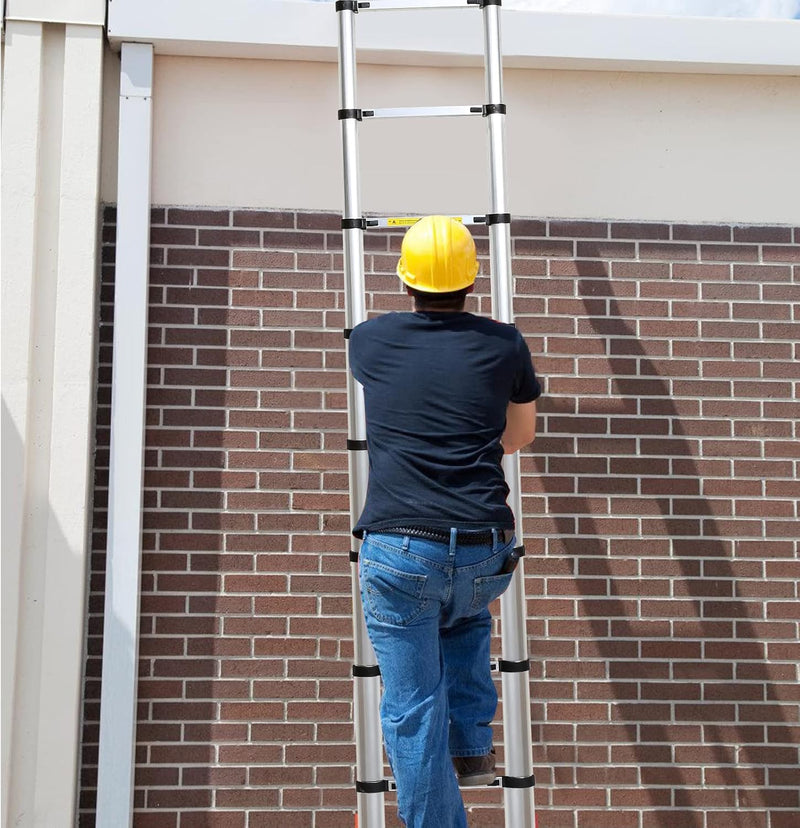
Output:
top-left (406, 286), bottom-right (415, 296)
top-left (466, 283), bottom-right (475, 294)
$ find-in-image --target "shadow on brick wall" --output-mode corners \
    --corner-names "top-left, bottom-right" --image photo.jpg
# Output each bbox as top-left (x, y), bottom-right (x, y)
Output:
top-left (529, 248), bottom-right (797, 826)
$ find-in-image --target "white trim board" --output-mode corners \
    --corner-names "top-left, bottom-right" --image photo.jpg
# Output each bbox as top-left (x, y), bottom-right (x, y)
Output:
top-left (5, 0), bottom-right (105, 25)
top-left (95, 40), bottom-right (154, 828)
top-left (106, 0), bottom-right (800, 75)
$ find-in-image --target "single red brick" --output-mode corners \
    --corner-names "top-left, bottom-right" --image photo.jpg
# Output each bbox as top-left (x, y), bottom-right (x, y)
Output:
top-left (640, 242), bottom-right (698, 261)
top-left (226, 451), bottom-right (291, 470)
top-left (195, 348), bottom-right (259, 368)
top-left (611, 222), bottom-right (670, 240)
top-left (763, 244), bottom-right (800, 263)
top-left (262, 230), bottom-right (325, 249)
top-left (222, 573), bottom-right (287, 594)
top-left (192, 431), bottom-right (257, 451)
top-left (213, 789), bottom-right (280, 808)
top-left (707, 814), bottom-right (766, 828)
top-left (217, 702), bottom-right (285, 722)
top-left (232, 209), bottom-right (293, 228)
top-left (145, 788), bottom-right (213, 809)
top-left (167, 208), bottom-right (229, 226)
top-left (130, 813), bottom-right (179, 828)
top-left (226, 492), bottom-right (290, 510)
top-left (256, 811), bottom-right (320, 828)
top-left (261, 350), bottom-right (323, 369)
top-left (258, 390), bottom-right (323, 409)
top-left (149, 701), bottom-right (217, 722)
top-left (156, 573), bottom-right (221, 592)
top-left (230, 329), bottom-right (292, 349)
top-left (225, 533), bottom-right (291, 553)
top-left (180, 809), bottom-right (246, 827)
top-left (227, 410), bottom-right (290, 429)
top-left (514, 238), bottom-right (574, 257)
top-left (295, 211), bottom-right (342, 231)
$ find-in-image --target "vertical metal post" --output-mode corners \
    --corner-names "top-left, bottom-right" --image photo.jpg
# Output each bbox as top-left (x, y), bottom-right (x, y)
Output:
top-left (337, 4), bottom-right (387, 827)
top-left (482, 3), bottom-right (537, 827)
top-left (96, 41), bottom-right (154, 828)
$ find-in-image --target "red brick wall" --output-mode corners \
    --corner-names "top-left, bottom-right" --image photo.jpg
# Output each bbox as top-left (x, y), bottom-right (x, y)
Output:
top-left (82, 208), bottom-right (800, 828)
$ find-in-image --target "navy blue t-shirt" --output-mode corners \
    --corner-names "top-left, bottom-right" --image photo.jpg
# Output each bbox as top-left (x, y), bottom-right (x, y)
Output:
top-left (348, 311), bottom-right (541, 537)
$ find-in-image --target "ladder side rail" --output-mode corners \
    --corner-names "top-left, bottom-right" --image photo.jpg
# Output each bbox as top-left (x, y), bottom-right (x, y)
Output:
top-left (338, 5), bottom-right (387, 827)
top-left (484, 2), bottom-right (512, 319)
top-left (482, 3), bottom-right (537, 827)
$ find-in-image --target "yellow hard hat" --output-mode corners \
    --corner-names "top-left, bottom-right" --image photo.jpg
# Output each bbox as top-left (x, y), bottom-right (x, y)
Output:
top-left (397, 215), bottom-right (479, 293)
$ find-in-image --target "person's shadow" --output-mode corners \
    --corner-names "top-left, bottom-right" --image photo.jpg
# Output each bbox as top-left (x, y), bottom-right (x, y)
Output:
top-left (521, 248), bottom-right (797, 825)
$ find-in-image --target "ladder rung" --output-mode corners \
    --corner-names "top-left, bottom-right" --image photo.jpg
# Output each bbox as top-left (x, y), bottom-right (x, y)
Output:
top-left (364, 215), bottom-right (486, 228)
top-left (356, 0), bottom-right (480, 11)
top-left (364, 106), bottom-right (483, 120)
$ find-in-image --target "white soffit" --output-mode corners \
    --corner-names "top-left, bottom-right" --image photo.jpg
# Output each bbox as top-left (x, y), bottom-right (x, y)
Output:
top-left (105, 0), bottom-right (800, 75)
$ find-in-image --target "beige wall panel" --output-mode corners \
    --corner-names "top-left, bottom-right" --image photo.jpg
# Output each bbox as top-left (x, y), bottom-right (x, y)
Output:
top-left (1, 22), bottom-right (46, 826)
top-left (102, 55), bottom-right (800, 223)
top-left (3, 19), bottom-right (104, 827)
top-left (100, 45), bottom-right (121, 204)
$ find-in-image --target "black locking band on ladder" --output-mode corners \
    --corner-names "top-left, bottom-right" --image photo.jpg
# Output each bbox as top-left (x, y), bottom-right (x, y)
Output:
top-left (352, 664), bottom-right (381, 678)
top-left (498, 658), bottom-right (530, 673)
top-left (499, 773), bottom-right (536, 789)
top-left (485, 212), bottom-right (511, 225)
top-left (356, 779), bottom-right (391, 794)
top-left (341, 217), bottom-right (365, 230)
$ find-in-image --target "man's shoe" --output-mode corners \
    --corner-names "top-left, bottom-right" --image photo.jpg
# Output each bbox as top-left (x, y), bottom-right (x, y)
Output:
top-left (452, 748), bottom-right (496, 787)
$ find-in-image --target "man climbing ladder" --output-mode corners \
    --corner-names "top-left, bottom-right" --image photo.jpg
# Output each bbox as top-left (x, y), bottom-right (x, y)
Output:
top-left (349, 216), bottom-right (541, 828)
top-left (336, 2), bottom-right (539, 826)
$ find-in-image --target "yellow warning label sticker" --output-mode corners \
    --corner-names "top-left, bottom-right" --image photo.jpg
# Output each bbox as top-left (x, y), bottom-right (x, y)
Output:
top-left (385, 216), bottom-right (464, 227)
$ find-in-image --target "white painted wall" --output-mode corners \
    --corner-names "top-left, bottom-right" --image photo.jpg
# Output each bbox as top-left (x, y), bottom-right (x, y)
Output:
top-left (100, 54), bottom-right (800, 223)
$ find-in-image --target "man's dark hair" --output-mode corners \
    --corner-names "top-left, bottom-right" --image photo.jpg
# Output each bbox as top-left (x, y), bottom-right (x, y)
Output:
top-left (409, 286), bottom-right (471, 310)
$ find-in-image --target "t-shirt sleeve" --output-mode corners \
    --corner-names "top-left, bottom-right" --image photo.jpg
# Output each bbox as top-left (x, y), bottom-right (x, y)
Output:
top-left (511, 330), bottom-right (542, 403)
top-left (347, 323), bottom-right (365, 384)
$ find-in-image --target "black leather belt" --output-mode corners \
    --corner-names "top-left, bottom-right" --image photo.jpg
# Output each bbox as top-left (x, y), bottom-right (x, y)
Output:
top-left (380, 526), bottom-right (511, 546)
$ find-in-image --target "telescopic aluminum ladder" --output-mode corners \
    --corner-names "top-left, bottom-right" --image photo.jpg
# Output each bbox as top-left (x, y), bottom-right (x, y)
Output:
top-left (336, 2), bottom-right (536, 826)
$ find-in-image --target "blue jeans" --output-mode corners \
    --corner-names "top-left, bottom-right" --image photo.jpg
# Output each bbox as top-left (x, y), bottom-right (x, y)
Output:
top-left (359, 528), bottom-right (515, 828)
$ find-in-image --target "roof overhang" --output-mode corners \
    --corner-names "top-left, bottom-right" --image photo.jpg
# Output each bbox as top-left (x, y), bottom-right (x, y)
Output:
top-left (105, 0), bottom-right (800, 75)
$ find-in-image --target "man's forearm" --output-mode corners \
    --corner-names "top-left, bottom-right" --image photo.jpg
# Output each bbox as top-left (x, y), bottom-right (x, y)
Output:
top-left (502, 401), bottom-right (537, 453)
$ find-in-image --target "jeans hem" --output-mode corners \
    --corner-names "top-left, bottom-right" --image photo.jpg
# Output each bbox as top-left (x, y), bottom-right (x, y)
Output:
top-left (449, 746), bottom-right (494, 758)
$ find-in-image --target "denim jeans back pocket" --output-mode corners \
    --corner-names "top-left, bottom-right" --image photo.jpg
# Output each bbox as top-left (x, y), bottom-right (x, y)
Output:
top-left (471, 570), bottom-right (513, 612)
top-left (361, 559), bottom-right (428, 626)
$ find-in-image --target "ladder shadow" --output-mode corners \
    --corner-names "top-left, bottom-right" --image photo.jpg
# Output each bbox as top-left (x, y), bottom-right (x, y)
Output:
top-left (524, 249), bottom-right (795, 824)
